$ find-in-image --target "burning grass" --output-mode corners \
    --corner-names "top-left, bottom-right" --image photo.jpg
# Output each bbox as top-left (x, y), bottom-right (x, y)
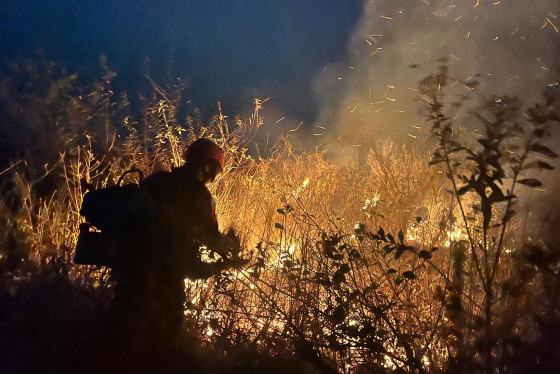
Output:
top-left (1, 61), bottom-right (559, 373)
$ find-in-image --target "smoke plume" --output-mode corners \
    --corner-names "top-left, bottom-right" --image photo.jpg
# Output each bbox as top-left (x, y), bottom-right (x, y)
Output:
top-left (315, 0), bottom-right (560, 146)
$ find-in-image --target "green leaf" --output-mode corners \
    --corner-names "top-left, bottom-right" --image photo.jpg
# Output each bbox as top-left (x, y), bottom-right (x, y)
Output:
top-left (277, 208), bottom-right (286, 215)
top-left (383, 244), bottom-right (394, 254)
top-left (418, 250), bottom-right (432, 260)
top-left (533, 128), bottom-right (546, 138)
top-left (369, 209), bottom-right (385, 219)
top-left (403, 271), bottom-right (416, 280)
top-left (489, 191), bottom-right (512, 203)
top-left (332, 272), bottom-right (346, 285)
top-left (387, 268), bottom-right (397, 275)
top-left (398, 230), bottom-right (405, 243)
top-left (517, 178), bottom-right (543, 188)
top-left (456, 185), bottom-right (472, 196)
top-left (395, 246), bottom-right (406, 260)
top-left (536, 160), bottom-right (555, 170)
top-left (354, 223), bottom-right (366, 233)
top-left (532, 144), bottom-right (559, 158)
top-left (523, 160), bottom-right (554, 171)
top-left (274, 223), bottom-right (285, 230)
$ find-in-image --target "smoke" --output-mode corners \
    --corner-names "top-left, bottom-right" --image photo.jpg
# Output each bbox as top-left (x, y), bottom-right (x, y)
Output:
top-left (314, 0), bottom-right (560, 147)
top-left (311, 0), bottom-right (560, 239)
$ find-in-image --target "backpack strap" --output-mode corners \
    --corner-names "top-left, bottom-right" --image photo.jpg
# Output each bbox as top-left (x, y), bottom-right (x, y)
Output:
top-left (79, 168), bottom-right (144, 192)
top-left (117, 168), bottom-right (144, 187)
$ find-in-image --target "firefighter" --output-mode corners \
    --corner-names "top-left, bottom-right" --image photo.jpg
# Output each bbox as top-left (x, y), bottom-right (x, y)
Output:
top-left (110, 138), bottom-right (245, 344)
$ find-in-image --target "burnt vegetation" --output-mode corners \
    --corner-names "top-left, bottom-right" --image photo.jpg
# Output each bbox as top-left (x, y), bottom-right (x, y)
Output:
top-left (0, 59), bottom-right (559, 374)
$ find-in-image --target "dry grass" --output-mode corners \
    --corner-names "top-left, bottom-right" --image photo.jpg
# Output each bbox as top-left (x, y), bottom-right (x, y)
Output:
top-left (1, 61), bottom-right (558, 373)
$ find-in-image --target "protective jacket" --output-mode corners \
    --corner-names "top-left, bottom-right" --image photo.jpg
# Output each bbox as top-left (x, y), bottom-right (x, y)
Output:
top-left (138, 165), bottom-right (222, 279)
top-left (109, 164), bottom-right (227, 342)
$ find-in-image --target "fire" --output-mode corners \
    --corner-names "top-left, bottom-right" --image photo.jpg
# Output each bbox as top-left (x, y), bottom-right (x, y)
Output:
top-left (179, 142), bottom-right (521, 370)
top-left (444, 224), bottom-right (466, 247)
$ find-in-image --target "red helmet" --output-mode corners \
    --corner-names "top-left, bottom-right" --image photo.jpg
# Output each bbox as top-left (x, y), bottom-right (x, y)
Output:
top-left (183, 138), bottom-right (225, 170)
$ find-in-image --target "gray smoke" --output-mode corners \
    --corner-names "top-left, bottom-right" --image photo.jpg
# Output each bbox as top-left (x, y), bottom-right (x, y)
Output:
top-left (314, 0), bottom-right (560, 146)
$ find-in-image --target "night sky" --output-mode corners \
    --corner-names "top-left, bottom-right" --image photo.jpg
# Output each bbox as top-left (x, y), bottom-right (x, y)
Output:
top-left (0, 0), bottom-right (361, 122)
top-left (1, 0), bottom-right (558, 143)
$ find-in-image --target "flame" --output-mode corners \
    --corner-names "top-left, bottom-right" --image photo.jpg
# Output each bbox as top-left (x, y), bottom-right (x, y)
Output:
top-left (185, 143), bottom-right (518, 370)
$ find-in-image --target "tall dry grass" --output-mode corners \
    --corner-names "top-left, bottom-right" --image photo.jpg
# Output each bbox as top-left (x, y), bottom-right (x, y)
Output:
top-left (0, 59), bottom-right (559, 373)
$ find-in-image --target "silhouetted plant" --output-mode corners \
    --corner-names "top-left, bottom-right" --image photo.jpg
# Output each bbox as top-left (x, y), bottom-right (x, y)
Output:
top-left (419, 62), bottom-right (560, 373)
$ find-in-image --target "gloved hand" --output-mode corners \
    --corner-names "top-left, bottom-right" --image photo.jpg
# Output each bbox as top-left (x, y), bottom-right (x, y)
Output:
top-left (213, 257), bottom-right (250, 273)
top-left (214, 228), bottom-right (242, 259)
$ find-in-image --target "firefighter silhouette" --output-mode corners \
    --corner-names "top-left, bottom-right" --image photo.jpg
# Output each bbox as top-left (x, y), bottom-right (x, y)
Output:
top-left (76, 138), bottom-right (246, 343)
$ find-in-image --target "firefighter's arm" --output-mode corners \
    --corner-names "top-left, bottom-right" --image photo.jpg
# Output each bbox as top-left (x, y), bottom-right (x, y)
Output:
top-left (192, 190), bottom-right (240, 259)
top-left (184, 257), bottom-right (249, 280)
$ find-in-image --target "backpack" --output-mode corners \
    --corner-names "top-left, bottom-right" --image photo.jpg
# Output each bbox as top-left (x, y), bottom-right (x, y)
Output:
top-left (75, 169), bottom-right (156, 267)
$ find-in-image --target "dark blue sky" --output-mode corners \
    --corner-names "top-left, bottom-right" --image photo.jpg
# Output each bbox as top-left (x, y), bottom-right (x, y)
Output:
top-left (0, 0), bottom-right (362, 121)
